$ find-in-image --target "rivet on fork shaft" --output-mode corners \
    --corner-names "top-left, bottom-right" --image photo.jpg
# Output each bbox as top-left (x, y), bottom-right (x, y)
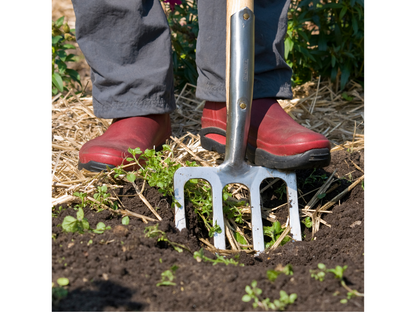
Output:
top-left (239, 102), bottom-right (247, 109)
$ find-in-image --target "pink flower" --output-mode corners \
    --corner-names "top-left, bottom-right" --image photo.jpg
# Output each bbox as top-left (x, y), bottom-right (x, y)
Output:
top-left (163, 0), bottom-right (182, 11)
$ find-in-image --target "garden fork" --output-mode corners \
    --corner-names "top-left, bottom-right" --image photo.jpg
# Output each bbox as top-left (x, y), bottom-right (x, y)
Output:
top-left (174, 0), bottom-right (302, 253)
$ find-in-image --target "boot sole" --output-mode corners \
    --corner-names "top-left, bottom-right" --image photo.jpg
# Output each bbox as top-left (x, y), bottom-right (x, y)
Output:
top-left (200, 128), bottom-right (331, 170)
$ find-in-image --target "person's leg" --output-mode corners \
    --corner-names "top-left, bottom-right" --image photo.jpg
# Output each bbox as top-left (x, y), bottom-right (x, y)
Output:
top-left (71, 0), bottom-right (175, 172)
top-left (196, 0), bottom-right (331, 170)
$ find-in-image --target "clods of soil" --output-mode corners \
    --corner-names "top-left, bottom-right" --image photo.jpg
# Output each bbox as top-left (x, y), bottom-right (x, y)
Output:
top-left (52, 149), bottom-right (364, 311)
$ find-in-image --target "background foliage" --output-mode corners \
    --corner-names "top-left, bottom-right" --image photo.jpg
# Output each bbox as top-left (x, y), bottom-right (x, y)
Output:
top-left (162, 0), bottom-right (199, 92)
top-left (164, 0), bottom-right (364, 91)
top-left (286, 0), bottom-right (364, 89)
top-left (52, 16), bottom-right (81, 95)
top-left (52, 0), bottom-right (364, 95)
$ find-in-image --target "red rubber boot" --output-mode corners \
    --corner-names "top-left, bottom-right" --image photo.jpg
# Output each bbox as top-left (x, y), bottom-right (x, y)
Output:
top-left (78, 114), bottom-right (171, 172)
top-left (200, 99), bottom-right (331, 170)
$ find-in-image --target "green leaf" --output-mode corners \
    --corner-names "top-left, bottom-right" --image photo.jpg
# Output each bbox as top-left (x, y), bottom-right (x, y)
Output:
top-left (340, 299), bottom-right (348, 304)
top-left (156, 281), bottom-right (176, 286)
top-left (76, 208), bottom-right (84, 221)
top-left (52, 36), bottom-right (62, 45)
top-left (63, 44), bottom-right (76, 49)
top-left (52, 73), bottom-right (64, 92)
top-left (242, 294), bottom-right (252, 302)
top-left (82, 219), bottom-right (90, 230)
top-left (317, 263), bottom-right (326, 270)
top-left (61, 216), bottom-right (77, 232)
top-left (126, 173), bottom-right (136, 182)
top-left (65, 69), bottom-right (81, 83)
top-left (57, 277), bottom-right (69, 286)
top-left (289, 293), bottom-right (297, 303)
top-left (317, 193), bottom-right (326, 199)
top-left (122, 216), bottom-right (130, 225)
top-left (267, 269), bottom-right (280, 282)
top-left (234, 231), bottom-right (247, 246)
top-left (340, 6), bottom-right (348, 19)
top-left (55, 16), bottom-right (65, 27)
top-left (284, 37), bottom-right (294, 59)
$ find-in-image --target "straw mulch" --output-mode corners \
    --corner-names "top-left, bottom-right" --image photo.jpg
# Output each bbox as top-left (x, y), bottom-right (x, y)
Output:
top-left (51, 80), bottom-right (364, 251)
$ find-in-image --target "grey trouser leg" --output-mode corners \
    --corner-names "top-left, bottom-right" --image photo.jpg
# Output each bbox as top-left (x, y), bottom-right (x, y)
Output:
top-left (71, 0), bottom-right (176, 119)
top-left (196, 0), bottom-right (293, 101)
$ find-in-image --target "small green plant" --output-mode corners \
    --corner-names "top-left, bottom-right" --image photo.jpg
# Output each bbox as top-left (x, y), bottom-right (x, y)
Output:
top-left (302, 216), bottom-right (312, 228)
top-left (61, 207), bottom-right (90, 234)
top-left (52, 16), bottom-right (81, 95)
top-left (57, 277), bottom-right (69, 286)
top-left (156, 265), bottom-right (178, 286)
top-left (144, 224), bottom-right (190, 253)
top-left (91, 222), bottom-right (111, 234)
top-left (263, 221), bottom-right (291, 249)
top-left (300, 169), bottom-right (328, 188)
top-left (61, 207), bottom-right (111, 234)
top-left (273, 181), bottom-right (287, 200)
top-left (310, 263), bottom-right (327, 281)
top-left (52, 205), bottom-right (66, 218)
top-left (242, 280), bottom-right (297, 311)
top-left (310, 263), bottom-right (363, 303)
top-left (52, 283), bottom-right (68, 302)
top-left (122, 216), bottom-right (130, 225)
top-left (73, 192), bottom-right (88, 210)
top-left (193, 248), bottom-right (243, 266)
top-left (92, 185), bottom-right (111, 210)
top-left (266, 264), bottom-right (294, 282)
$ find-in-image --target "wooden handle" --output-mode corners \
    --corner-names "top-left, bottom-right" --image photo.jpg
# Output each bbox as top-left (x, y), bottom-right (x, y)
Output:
top-left (226, 0), bottom-right (254, 110)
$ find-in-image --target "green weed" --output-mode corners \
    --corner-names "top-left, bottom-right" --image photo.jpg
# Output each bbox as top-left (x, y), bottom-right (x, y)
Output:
top-left (266, 264), bottom-right (294, 282)
top-left (61, 207), bottom-right (111, 234)
top-left (193, 248), bottom-right (243, 266)
top-left (156, 265), bottom-right (178, 286)
top-left (92, 185), bottom-right (111, 211)
top-left (242, 280), bottom-right (297, 311)
top-left (144, 224), bottom-right (190, 253)
top-left (310, 263), bottom-right (363, 303)
top-left (302, 216), bottom-right (312, 228)
top-left (263, 221), bottom-right (291, 249)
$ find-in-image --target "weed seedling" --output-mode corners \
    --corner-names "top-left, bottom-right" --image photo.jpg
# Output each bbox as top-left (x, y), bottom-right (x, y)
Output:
top-left (144, 224), bottom-right (190, 253)
top-left (73, 192), bottom-right (88, 210)
top-left (122, 216), bottom-right (130, 225)
top-left (61, 207), bottom-right (111, 234)
top-left (242, 280), bottom-right (297, 311)
top-left (92, 185), bottom-right (111, 211)
top-left (193, 248), bottom-right (243, 266)
top-left (156, 265), bottom-right (178, 286)
top-left (263, 221), bottom-right (290, 249)
top-left (310, 263), bottom-right (327, 281)
top-left (310, 263), bottom-right (364, 303)
top-left (267, 264), bottom-right (294, 282)
top-left (61, 207), bottom-right (90, 234)
top-left (91, 222), bottom-right (111, 234)
top-left (302, 217), bottom-right (312, 228)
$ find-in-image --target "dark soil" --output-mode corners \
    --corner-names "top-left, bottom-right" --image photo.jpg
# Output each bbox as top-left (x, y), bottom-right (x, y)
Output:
top-left (52, 149), bottom-right (364, 311)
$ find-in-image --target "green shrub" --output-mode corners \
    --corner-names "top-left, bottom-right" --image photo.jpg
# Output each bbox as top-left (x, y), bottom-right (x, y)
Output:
top-left (52, 16), bottom-right (81, 95)
top-left (285, 0), bottom-right (364, 89)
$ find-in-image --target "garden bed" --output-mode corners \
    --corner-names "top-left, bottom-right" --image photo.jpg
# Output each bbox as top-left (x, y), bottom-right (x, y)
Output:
top-left (52, 149), bottom-right (364, 311)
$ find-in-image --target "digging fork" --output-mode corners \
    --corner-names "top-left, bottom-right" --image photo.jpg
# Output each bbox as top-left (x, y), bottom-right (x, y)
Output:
top-left (174, 0), bottom-right (302, 253)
